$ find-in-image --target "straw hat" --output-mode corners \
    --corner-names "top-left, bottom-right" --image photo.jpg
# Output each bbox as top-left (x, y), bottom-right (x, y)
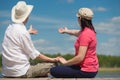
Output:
top-left (11, 1), bottom-right (33, 23)
top-left (76, 8), bottom-right (93, 20)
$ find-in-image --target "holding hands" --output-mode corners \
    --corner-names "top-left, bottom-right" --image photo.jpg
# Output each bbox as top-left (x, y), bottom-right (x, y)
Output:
top-left (51, 56), bottom-right (67, 65)
top-left (51, 57), bottom-right (60, 62)
top-left (56, 56), bottom-right (67, 65)
top-left (58, 56), bottom-right (67, 65)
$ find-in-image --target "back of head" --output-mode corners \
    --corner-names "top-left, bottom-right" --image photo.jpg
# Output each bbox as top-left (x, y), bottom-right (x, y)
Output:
top-left (76, 8), bottom-right (95, 32)
top-left (11, 1), bottom-right (33, 23)
top-left (76, 8), bottom-right (94, 20)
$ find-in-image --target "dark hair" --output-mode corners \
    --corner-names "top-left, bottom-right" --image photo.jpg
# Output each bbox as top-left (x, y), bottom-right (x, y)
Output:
top-left (80, 18), bottom-right (96, 33)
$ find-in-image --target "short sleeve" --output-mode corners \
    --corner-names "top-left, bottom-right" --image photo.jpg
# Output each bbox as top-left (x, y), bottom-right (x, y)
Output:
top-left (79, 31), bottom-right (91, 46)
top-left (20, 32), bottom-right (40, 60)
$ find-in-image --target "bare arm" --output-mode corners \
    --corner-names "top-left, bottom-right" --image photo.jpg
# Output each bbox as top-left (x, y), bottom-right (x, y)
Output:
top-left (36, 54), bottom-right (59, 62)
top-left (59, 46), bottom-right (87, 65)
top-left (58, 27), bottom-right (80, 37)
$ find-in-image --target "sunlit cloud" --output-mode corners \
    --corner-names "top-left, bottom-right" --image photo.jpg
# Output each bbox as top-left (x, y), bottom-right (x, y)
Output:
top-left (33, 38), bottom-right (75, 54)
top-left (33, 39), bottom-right (61, 53)
top-left (0, 10), bottom-right (62, 25)
top-left (92, 7), bottom-right (107, 12)
top-left (35, 46), bottom-right (62, 54)
top-left (30, 15), bottom-right (61, 24)
top-left (0, 10), bottom-right (11, 25)
top-left (95, 16), bottom-right (120, 56)
top-left (97, 37), bottom-right (120, 56)
top-left (95, 16), bottom-right (120, 35)
top-left (67, 0), bottom-right (74, 3)
top-left (0, 20), bottom-right (11, 25)
top-left (59, 0), bottom-right (74, 4)
top-left (111, 16), bottom-right (120, 22)
top-left (29, 15), bottom-right (120, 56)
top-left (65, 36), bottom-right (76, 41)
top-left (0, 10), bottom-right (10, 17)
top-left (33, 39), bottom-right (49, 45)
top-left (37, 46), bottom-right (74, 54)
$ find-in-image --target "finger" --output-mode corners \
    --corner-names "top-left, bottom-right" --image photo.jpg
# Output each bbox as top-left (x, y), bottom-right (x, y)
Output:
top-left (30, 25), bottom-right (32, 29)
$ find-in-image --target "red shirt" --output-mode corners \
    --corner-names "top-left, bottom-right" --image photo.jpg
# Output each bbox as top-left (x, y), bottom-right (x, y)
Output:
top-left (74, 27), bottom-right (99, 72)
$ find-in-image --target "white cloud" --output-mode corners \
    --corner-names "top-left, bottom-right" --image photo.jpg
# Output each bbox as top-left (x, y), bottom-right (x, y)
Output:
top-left (111, 16), bottom-right (120, 23)
top-left (33, 39), bottom-right (61, 53)
top-left (0, 10), bottom-right (11, 25)
top-left (0, 10), bottom-right (63, 26)
top-left (0, 10), bottom-right (10, 17)
top-left (33, 16), bottom-right (120, 55)
top-left (59, 0), bottom-right (74, 4)
top-left (33, 39), bottom-right (49, 45)
top-left (39, 46), bottom-right (74, 54)
top-left (97, 37), bottom-right (120, 56)
top-left (92, 7), bottom-right (107, 12)
top-left (35, 46), bottom-right (61, 53)
top-left (35, 44), bottom-right (73, 54)
top-left (33, 38), bottom-right (75, 54)
top-left (30, 15), bottom-right (61, 24)
top-left (65, 36), bottom-right (76, 41)
top-left (95, 16), bottom-right (120, 56)
top-left (0, 20), bottom-right (11, 25)
top-left (95, 16), bottom-right (120, 35)
top-left (67, 0), bottom-right (74, 3)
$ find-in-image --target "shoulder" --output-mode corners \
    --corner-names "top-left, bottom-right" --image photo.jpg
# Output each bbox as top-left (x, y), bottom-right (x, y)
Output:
top-left (11, 23), bottom-right (30, 37)
top-left (82, 28), bottom-right (95, 36)
top-left (14, 24), bottom-right (28, 33)
top-left (79, 28), bottom-right (96, 40)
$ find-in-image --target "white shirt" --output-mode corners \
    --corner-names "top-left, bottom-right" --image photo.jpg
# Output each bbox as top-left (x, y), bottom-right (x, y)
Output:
top-left (2, 23), bottom-right (40, 77)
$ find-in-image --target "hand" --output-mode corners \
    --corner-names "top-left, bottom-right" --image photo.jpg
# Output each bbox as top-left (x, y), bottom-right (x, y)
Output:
top-left (58, 56), bottom-right (67, 65)
top-left (51, 57), bottom-right (59, 62)
top-left (58, 27), bottom-right (68, 34)
top-left (28, 25), bottom-right (38, 34)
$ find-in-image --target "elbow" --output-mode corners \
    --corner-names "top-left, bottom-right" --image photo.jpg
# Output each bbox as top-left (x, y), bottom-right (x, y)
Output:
top-left (35, 54), bottom-right (41, 60)
top-left (76, 56), bottom-right (84, 64)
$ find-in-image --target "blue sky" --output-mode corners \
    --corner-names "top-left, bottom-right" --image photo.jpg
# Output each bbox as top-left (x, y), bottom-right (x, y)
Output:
top-left (0, 0), bottom-right (120, 56)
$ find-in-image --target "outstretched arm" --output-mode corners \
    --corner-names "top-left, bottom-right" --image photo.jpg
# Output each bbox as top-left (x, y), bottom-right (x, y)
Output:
top-left (58, 27), bottom-right (80, 37)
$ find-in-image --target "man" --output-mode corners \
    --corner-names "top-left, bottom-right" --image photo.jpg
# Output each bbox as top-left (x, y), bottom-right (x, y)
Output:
top-left (2, 1), bottom-right (58, 78)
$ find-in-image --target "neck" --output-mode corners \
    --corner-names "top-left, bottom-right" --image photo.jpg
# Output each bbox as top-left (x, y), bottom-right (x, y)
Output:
top-left (23, 22), bottom-right (26, 25)
top-left (23, 17), bottom-right (28, 25)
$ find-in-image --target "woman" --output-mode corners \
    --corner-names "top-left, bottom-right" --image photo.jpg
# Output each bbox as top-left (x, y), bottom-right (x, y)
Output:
top-left (50, 8), bottom-right (99, 78)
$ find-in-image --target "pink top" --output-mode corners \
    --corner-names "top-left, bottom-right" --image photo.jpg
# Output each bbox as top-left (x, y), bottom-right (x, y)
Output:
top-left (74, 27), bottom-right (99, 72)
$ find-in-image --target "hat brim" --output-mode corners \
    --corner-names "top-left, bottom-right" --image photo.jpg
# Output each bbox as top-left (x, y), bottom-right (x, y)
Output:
top-left (11, 5), bottom-right (33, 23)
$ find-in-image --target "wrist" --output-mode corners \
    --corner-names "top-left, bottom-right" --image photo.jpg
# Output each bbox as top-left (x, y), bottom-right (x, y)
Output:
top-left (64, 29), bottom-right (68, 34)
top-left (63, 61), bottom-right (68, 65)
top-left (50, 58), bottom-right (56, 62)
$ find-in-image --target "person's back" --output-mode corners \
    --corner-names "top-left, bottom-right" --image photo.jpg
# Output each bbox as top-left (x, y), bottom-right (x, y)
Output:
top-left (2, 23), bottom-right (30, 77)
top-left (2, 1), bottom-right (59, 78)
